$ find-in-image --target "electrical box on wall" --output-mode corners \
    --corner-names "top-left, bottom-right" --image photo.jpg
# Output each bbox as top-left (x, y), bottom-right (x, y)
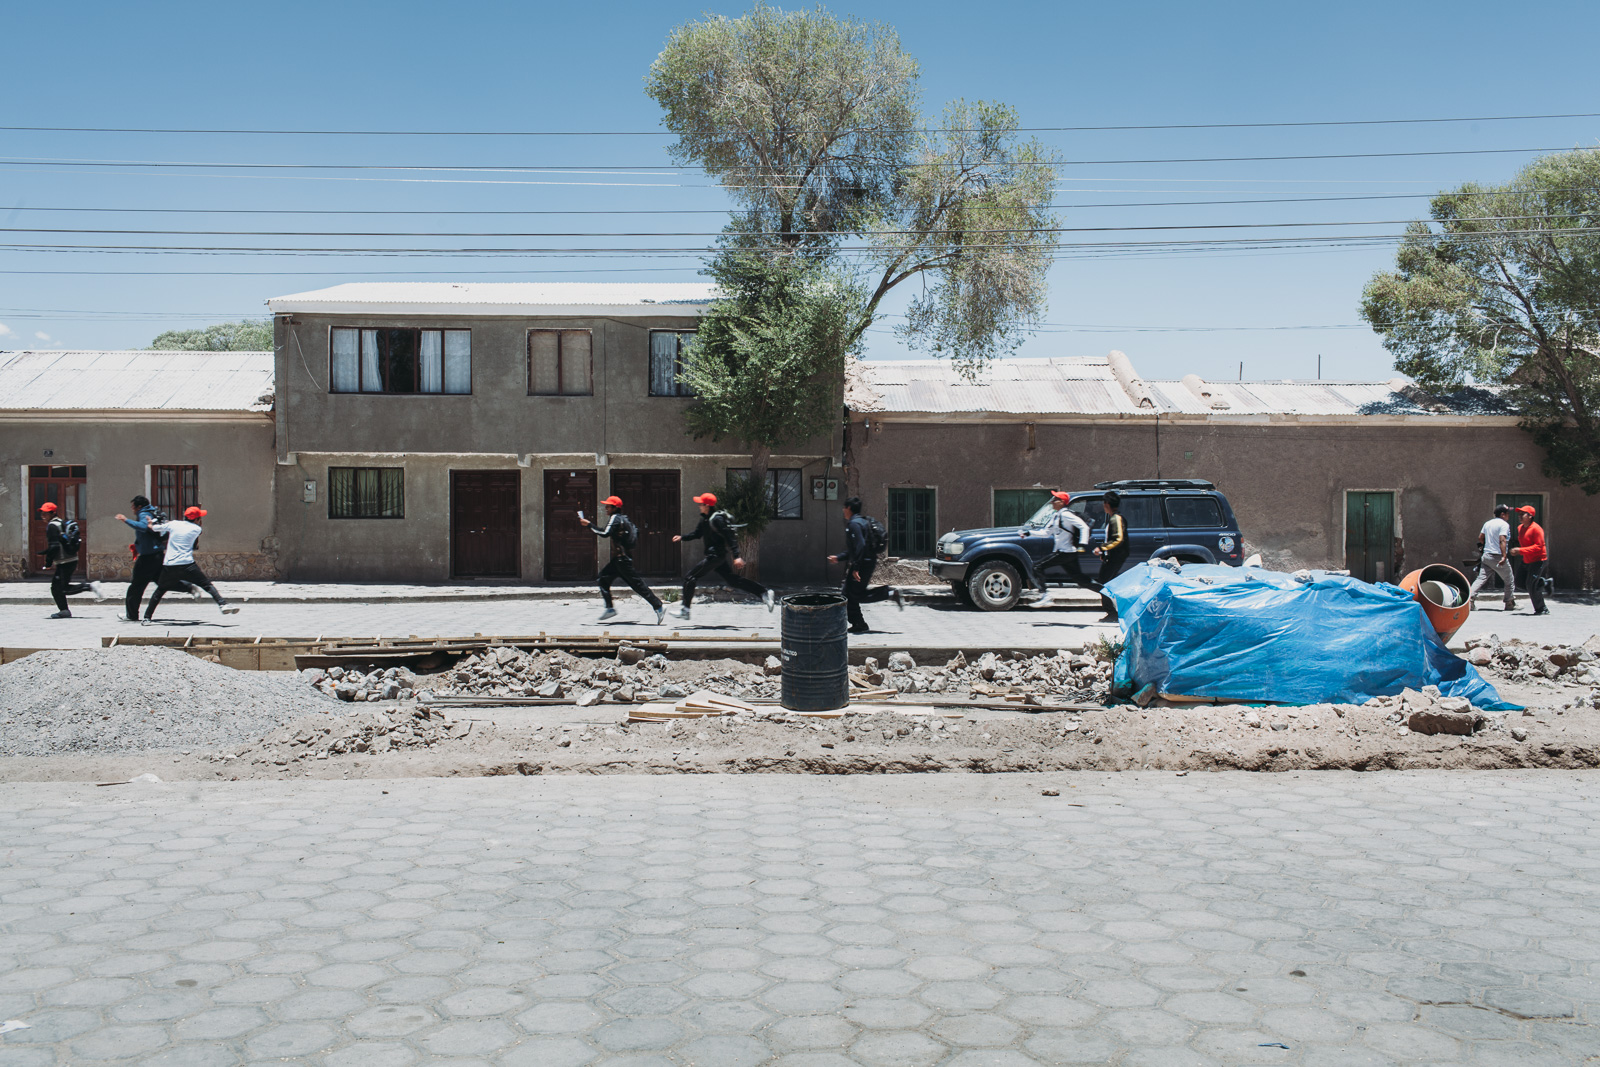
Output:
top-left (303, 480), bottom-right (317, 503)
top-left (811, 477), bottom-right (840, 501)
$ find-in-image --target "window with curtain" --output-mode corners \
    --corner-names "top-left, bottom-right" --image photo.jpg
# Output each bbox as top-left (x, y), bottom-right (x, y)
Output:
top-left (649, 331), bottom-right (697, 396)
top-left (328, 467), bottom-right (405, 519)
top-left (527, 330), bottom-right (593, 396)
top-left (726, 468), bottom-right (803, 520)
top-left (329, 328), bottom-right (470, 393)
top-left (152, 465), bottom-right (199, 516)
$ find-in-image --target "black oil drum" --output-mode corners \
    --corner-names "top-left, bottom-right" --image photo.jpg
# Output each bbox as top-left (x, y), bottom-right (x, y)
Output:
top-left (780, 593), bottom-right (850, 711)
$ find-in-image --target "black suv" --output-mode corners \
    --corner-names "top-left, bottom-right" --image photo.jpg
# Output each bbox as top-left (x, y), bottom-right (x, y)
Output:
top-left (928, 479), bottom-right (1244, 611)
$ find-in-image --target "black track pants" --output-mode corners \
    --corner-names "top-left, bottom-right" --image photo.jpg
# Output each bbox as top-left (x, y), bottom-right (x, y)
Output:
top-left (681, 554), bottom-right (767, 608)
top-left (599, 556), bottom-right (662, 610)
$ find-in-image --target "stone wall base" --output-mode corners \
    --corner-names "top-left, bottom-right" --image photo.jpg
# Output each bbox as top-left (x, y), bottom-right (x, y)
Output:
top-left (1, 553), bottom-right (280, 584)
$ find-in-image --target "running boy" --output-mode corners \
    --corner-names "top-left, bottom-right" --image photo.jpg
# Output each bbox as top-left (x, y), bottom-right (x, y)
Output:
top-left (580, 494), bottom-right (665, 624)
top-left (669, 492), bottom-right (775, 620)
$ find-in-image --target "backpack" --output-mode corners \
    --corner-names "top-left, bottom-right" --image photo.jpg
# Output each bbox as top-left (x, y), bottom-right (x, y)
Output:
top-left (613, 515), bottom-right (638, 551)
top-left (60, 518), bottom-right (82, 553)
top-left (861, 515), bottom-right (888, 557)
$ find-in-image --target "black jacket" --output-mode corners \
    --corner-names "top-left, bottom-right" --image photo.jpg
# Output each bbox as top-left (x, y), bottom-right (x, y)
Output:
top-left (41, 517), bottom-right (75, 566)
top-left (843, 514), bottom-right (876, 568)
top-left (590, 513), bottom-right (637, 558)
top-left (682, 511), bottom-right (738, 558)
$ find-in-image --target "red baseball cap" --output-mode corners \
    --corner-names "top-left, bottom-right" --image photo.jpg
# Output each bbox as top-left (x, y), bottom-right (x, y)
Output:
top-left (693, 493), bottom-right (718, 506)
top-left (37, 501), bottom-right (57, 512)
top-left (1517, 505), bottom-right (1537, 515)
top-left (1050, 491), bottom-right (1072, 503)
top-left (185, 506), bottom-right (207, 520)
top-left (602, 495), bottom-right (623, 508)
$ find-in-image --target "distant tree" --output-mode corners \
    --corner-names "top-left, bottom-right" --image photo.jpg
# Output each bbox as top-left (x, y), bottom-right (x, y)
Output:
top-left (1361, 149), bottom-right (1600, 492)
top-left (148, 319), bottom-right (273, 351)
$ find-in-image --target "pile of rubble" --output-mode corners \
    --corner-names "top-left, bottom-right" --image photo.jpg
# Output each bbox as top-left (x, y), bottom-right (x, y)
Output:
top-left (854, 650), bottom-right (1112, 703)
top-left (219, 704), bottom-right (470, 768)
top-left (1463, 634), bottom-right (1599, 686)
top-left (306, 665), bottom-right (421, 702)
top-left (427, 647), bottom-right (774, 704)
top-left (1361, 685), bottom-right (1501, 738)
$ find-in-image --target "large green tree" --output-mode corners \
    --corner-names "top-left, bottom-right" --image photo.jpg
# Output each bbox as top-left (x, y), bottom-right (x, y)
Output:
top-left (148, 319), bottom-right (273, 351)
top-left (647, 4), bottom-right (1058, 569)
top-left (1361, 149), bottom-right (1600, 492)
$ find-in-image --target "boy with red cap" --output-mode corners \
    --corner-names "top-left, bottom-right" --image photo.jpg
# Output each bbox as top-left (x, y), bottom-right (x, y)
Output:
top-left (36, 501), bottom-right (105, 618)
top-left (1509, 505), bottom-right (1550, 615)
top-left (580, 494), bottom-right (665, 625)
top-left (143, 506), bottom-right (240, 623)
top-left (669, 492), bottom-right (774, 620)
top-left (1029, 491), bottom-right (1092, 607)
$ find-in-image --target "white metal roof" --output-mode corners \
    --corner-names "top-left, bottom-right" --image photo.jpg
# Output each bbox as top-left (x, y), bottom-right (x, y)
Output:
top-left (1144, 378), bottom-right (1509, 417)
top-left (852, 357), bottom-right (1146, 415)
top-left (0, 351), bottom-right (274, 412)
top-left (266, 282), bottom-right (717, 317)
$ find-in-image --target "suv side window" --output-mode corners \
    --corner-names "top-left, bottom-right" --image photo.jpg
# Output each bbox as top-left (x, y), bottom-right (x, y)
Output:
top-left (1068, 498), bottom-right (1105, 529)
top-left (1166, 496), bottom-right (1224, 528)
top-left (1119, 496), bottom-right (1164, 529)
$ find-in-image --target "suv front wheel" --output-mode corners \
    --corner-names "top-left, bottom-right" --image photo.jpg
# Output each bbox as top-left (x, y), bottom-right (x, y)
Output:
top-left (967, 560), bottom-right (1022, 611)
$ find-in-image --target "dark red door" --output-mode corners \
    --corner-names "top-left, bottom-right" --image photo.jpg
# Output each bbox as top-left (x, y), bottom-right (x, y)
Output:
top-left (451, 471), bottom-right (520, 578)
top-left (609, 470), bottom-right (681, 578)
top-left (28, 465), bottom-right (88, 577)
top-left (544, 469), bottom-right (597, 581)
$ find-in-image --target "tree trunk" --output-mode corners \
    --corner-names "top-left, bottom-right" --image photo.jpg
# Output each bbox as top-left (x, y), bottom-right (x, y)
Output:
top-left (744, 443), bottom-right (771, 581)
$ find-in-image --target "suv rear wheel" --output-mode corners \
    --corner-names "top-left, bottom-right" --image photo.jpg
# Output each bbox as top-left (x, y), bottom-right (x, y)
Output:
top-left (967, 561), bottom-right (1022, 612)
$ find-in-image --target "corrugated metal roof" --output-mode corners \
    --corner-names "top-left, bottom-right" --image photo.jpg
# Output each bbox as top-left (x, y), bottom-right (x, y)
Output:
top-left (1144, 379), bottom-right (1506, 417)
top-left (266, 282), bottom-right (717, 315)
top-left (0, 351), bottom-right (274, 412)
top-left (856, 357), bottom-right (1146, 415)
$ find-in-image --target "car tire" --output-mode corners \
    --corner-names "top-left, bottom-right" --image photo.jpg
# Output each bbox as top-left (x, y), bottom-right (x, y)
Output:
top-left (967, 561), bottom-right (1022, 612)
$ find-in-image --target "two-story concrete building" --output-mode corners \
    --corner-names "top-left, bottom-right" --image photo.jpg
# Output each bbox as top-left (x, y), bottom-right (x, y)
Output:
top-left (266, 283), bottom-right (840, 585)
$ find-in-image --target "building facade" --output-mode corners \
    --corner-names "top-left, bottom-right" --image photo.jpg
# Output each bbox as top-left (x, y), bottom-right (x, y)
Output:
top-left (266, 283), bottom-right (841, 584)
top-left (846, 353), bottom-right (1598, 589)
top-left (0, 350), bottom-right (278, 582)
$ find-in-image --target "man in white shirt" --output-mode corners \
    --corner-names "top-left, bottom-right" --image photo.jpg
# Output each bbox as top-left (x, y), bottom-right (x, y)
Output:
top-left (1467, 504), bottom-right (1516, 610)
top-left (143, 507), bottom-right (240, 622)
top-left (1031, 491), bottom-right (1093, 607)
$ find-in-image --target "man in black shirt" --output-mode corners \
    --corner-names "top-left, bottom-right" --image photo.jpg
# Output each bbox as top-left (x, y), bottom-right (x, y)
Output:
top-left (1093, 490), bottom-right (1130, 622)
top-left (580, 494), bottom-right (665, 625)
top-left (828, 496), bottom-right (903, 634)
top-left (37, 501), bottom-right (105, 618)
top-left (669, 492), bottom-right (775, 621)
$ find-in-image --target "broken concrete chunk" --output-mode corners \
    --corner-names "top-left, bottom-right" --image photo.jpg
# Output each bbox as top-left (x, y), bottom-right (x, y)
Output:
top-left (537, 682), bottom-right (564, 699)
top-left (1408, 709), bottom-right (1477, 736)
top-left (764, 655), bottom-right (782, 676)
top-left (1511, 726), bottom-right (1529, 741)
top-left (1467, 647), bottom-right (1493, 667)
top-left (575, 690), bottom-right (603, 707)
top-left (887, 652), bottom-right (917, 672)
top-left (616, 645), bottom-right (646, 665)
top-left (946, 651), bottom-right (967, 671)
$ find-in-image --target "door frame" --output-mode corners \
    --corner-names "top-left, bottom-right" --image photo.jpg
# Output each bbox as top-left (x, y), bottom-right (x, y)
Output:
top-left (1342, 487), bottom-right (1401, 582)
top-left (26, 463), bottom-right (89, 578)
top-left (449, 469), bottom-right (522, 580)
top-left (609, 468), bottom-right (682, 579)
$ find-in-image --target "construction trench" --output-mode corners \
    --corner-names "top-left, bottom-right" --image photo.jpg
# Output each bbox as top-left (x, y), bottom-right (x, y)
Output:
top-left (1, 625), bottom-right (1598, 783)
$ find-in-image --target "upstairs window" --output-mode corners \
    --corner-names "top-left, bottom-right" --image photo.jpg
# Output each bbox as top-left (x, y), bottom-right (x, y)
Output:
top-left (727, 468), bottom-right (803, 520)
top-left (528, 330), bottom-right (593, 396)
top-left (330, 327), bottom-right (470, 394)
top-left (649, 330), bottom-right (697, 397)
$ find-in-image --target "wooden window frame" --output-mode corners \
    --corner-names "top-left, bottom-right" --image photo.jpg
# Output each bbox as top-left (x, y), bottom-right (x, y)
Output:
top-left (328, 467), bottom-right (406, 520)
top-left (526, 329), bottom-right (595, 397)
top-left (152, 465), bottom-right (199, 517)
top-left (649, 330), bottom-right (698, 397)
top-left (726, 467), bottom-right (804, 521)
top-left (328, 327), bottom-right (472, 395)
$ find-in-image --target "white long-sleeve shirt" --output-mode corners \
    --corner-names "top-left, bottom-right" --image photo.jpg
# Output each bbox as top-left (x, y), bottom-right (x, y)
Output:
top-left (148, 519), bottom-right (203, 565)
top-left (1040, 508), bottom-right (1091, 552)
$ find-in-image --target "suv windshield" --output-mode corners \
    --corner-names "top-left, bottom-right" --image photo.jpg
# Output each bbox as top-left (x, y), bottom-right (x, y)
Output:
top-left (1022, 501), bottom-right (1056, 528)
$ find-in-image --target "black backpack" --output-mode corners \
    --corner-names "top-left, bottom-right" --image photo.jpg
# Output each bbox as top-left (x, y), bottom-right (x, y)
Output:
top-left (614, 515), bottom-right (639, 551)
top-left (861, 515), bottom-right (888, 556)
top-left (60, 518), bottom-right (82, 553)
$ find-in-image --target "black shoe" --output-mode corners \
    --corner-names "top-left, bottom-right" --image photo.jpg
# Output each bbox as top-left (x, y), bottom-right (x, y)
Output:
top-left (1533, 609), bottom-right (1551, 615)
top-left (849, 625), bottom-right (871, 635)
top-left (47, 610), bottom-right (71, 619)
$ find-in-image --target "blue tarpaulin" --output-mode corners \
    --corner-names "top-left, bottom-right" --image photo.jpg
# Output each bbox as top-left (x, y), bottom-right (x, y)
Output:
top-left (1105, 563), bottom-right (1516, 709)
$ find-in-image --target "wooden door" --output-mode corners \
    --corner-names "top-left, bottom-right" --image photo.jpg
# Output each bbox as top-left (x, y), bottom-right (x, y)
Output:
top-left (544, 469), bottom-right (597, 581)
top-left (451, 470), bottom-right (520, 578)
top-left (1345, 491), bottom-right (1395, 583)
top-left (610, 470), bottom-right (681, 578)
top-left (27, 464), bottom-right (88, 576)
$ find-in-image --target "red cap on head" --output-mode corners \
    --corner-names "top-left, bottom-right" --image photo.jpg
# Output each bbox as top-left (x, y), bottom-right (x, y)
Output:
top-left (693, 493), bottom-right (718, 506)
top-left (602, 495), bottom-right (624, 508)
top-left (184, 506), bottom-right (207, 520)
top-left (1517, 505), bottom-right (1537, 515)
top-left (37, 501), bottom-right (57, 513)
top-left (1050, 491), bottom-right (1072, 503)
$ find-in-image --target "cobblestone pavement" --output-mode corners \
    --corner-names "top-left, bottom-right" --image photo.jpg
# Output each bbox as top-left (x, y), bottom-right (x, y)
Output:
top-left (2, 771), bottom-right (1599, 1065)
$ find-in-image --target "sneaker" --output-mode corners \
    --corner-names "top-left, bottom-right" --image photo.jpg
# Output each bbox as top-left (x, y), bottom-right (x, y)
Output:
top-left (47, 610), bottom-right (71, 619)
top-left (141, 618), bottom-right (156, 626)
top-left (669, 606), bottom-right (691, 620)
top-left (1533, 608), bottom-right (1551, 616)
top-left (117, 615), bottom-right (139, 623)
top-left (891, 588), bottom-right (906, 612)
top-left (190, 588), bottom-right (205, 600)
top-left (219, 603), bottom-right (240, 615)
top-left (655, 606), bottom-right (666, 626)
top-left (89, 582), bottom-right (107, 602)
top-left (763, 588), bottom-right (776, 613)
top-left (1034, 591), bottom-right (1054, 606)
top-left (598, 607), bottom-right (619, 622)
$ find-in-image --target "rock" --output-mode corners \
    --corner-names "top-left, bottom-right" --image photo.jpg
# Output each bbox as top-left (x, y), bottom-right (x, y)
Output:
top-left (1583, 634), bottom-right (1600, 655)
top-left (536, 681), bottom-right (564, 699)
top-left (327, 666), bottom-right (346, 681)
top-left (892, 675), bottom-right (916, 693)
top-left (888, 652), bottom-right (917, 672)
top-left (1434, 696), bottom-right (1471, 713)
top-left (379, 682), bottom-right (402, 700)
top-left (1549, 648), bottom-right (1582, 669)
top-left (659, 683), bottom-right (691, 700)
top-left (1511, 726), bottom-right (1529, 741)
top-left (946, 651), bottom-right (967, 671)
top-left (764, 655), bottom-right (782, 677)
top-left (1270, 722), bottom-right (1289, 731)
top-left (616, 645), bottom-right (646, 666)
top-left (334, 683), bottom-right (358, 702)
top-left (862, 657), bottom-right (879, 672)
top-left (1401, 688), bottom-right (1432, 710)
top-left (1244, 711), bottom-right (1261, 728)
top-left (493, 646), bottom-right (518, 665)
top-left (575, 690), bottom-right (603, 707)
top-left (1408, 709), bottom-right (1477, 736)
top-left (1467, 647), bottom-right (1493, 667)
top-left (617, 685), bottom-right (635, 703)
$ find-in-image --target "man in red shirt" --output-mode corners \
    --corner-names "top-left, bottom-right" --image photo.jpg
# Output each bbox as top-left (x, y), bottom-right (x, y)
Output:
top-left (1509, 506), bottom-right (1549, 615)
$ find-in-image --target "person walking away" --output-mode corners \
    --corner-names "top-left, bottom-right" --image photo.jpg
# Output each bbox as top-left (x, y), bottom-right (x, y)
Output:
top-left (116, 495), bottom-right (196, 622)
top-left (827, 496), bottom-right (904, 634)
top-left (36, 501), bottom-right (105, 618)
top-left (1466, 504), bottom-right (1516, 611)
top-left (143, 507), bottom-right (240, 623)
top-left (1031, 491), bottom-right (1093, 607)
top-left (1509, 505), bottom-right (1549, 615)
top-left (581, 495), bottom-right (665, 625)
top-left (1093, 491), bottom-right (1130, 622)
top-left (669, 492), bottom-right (775, 620)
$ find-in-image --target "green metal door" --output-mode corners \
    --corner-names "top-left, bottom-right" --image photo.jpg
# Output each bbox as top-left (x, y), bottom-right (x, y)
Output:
top-left (1345, 491), bottom-right (1395, 583)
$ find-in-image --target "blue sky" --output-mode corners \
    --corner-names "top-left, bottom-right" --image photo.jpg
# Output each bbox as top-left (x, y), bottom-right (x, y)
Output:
top-left (2, 0), bottom-right (1597, 382)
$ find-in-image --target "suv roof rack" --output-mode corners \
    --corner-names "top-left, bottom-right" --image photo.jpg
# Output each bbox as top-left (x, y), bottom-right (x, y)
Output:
top-left (1092, 479), bottom-right (1216, 491)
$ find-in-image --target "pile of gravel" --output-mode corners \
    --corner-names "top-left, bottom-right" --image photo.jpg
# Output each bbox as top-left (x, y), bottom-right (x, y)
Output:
top-left (0, 647), bottom-right (337, 756)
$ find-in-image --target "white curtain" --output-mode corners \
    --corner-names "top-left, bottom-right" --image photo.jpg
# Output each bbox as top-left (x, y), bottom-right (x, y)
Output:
top-left (330, 328), bottom-right (359, 392)
top-left (419, 331), bottom-right (443, 393)
top-left (360, 329), bottom-right (382, 392)
top-left (443, 330), bottom-right (471, 394)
